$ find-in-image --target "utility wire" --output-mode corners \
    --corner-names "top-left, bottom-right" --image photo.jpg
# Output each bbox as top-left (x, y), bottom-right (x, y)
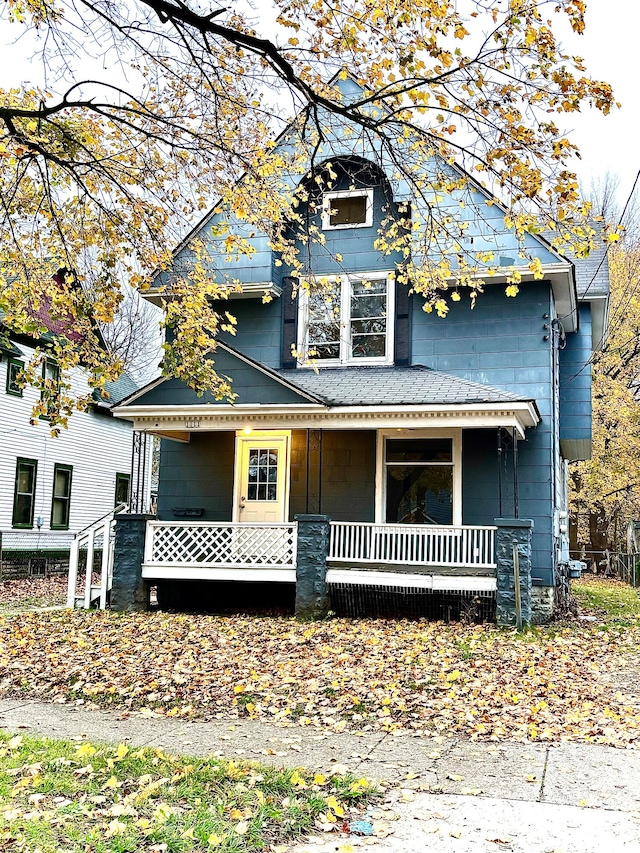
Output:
top-left (563, 167), bottom-right (640, 383)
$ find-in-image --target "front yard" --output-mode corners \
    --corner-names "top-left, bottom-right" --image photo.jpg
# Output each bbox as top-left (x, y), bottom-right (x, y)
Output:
top-left (0, 733), bottom-right (375, 853)
top-left (1, 577), bottom-right (639, 747)
top-left (0, 576), bottom-right (68, 613)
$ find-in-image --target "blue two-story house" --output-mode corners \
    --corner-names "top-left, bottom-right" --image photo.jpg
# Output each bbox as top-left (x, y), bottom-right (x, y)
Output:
top-left (114, 83), bottom-right (608, 622)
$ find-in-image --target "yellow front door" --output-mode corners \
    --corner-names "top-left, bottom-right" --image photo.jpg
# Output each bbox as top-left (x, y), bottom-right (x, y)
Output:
top-left (235, 433), bottom-right (290, 523)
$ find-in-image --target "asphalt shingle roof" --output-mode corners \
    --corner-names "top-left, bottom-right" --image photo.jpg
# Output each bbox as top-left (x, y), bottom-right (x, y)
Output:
top-left (276, 365), bottom-right (530, 407)
top-left (562, 223), bottom-right (610, 300)
top-left (96, 373), bottom-right (141, 406)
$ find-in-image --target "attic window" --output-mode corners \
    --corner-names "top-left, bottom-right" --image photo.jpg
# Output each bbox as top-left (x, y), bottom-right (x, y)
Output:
top-left (322, 189), bottom-right (373, 230)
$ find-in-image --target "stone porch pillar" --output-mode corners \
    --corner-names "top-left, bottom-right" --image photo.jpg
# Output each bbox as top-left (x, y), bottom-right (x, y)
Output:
top-left (494, 518), bottom-right (533, 627)
top-left (111, 514), bottom-right (154, 611)
top-left (294, 514), bottom-right (331, 620)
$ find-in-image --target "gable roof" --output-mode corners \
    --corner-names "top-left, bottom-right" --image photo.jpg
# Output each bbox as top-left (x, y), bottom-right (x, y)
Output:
top-left (145, 76), bottom-right (579, 326)
top-left (277, 365), bottom-right (533, 407)
top-left (92, 372), bottom-right (141, 409)
top-left (115, 341), bottom-right (326, 408)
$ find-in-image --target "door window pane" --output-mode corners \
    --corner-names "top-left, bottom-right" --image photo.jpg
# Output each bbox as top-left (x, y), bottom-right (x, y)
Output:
top-left (246, 448), bottom-right (278, 501)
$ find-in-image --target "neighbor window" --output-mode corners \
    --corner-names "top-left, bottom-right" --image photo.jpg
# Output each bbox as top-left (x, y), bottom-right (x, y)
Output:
top-left (40, 359), bottom-right (60, 419)
top-left (115, 472), bottom-right (131, 507)
top-left (12, 458), bottom-right (38, 528)
top-left (51, 464), bottom-right (72, 529)
top-left (385, 438), bottom-right (453, 525)
top-left (6, 358), bottom-right (24, 396)
top-left (299, 273), bottom-right (393, 365)
top-left (322, 189), bottom-right (374, 229)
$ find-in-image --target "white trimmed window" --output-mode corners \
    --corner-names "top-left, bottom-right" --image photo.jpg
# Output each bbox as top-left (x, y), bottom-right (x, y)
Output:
top-left (322, 189), bottom-right (374, 230)
top-left (51, 464), bottom-right (72, 530)
top-left (376, 430), bottom-right (463, 526)
top-left (299, 273), bottom-right (394, 365)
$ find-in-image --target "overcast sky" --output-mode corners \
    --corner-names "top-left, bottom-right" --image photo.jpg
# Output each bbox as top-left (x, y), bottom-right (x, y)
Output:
top-left (1, 1), bottom-right (637, 207)
top-left (556, 1), bottom-right (639, 205)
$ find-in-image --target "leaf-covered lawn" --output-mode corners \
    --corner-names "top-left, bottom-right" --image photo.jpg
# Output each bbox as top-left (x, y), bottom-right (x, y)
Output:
top-left (0, 732), bottom-right (374, 852)
top-left (1, 607), bottom-right (640, 748)
top-left (572, 576), bottom-right (640, 625)
top-left (0, 577), bottom-right (68, 612)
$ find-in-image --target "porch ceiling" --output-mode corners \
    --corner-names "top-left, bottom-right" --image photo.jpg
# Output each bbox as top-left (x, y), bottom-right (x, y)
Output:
top-left (115, 399), bottom-right (539, 439)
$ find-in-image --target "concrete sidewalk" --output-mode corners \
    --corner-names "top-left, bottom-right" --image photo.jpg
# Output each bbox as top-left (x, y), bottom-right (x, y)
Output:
top-left (1, 697), bottom-right (639, 851)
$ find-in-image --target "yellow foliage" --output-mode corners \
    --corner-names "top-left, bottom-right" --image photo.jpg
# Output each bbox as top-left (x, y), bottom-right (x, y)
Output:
top-left (0, 0), bottom-right (615, 425)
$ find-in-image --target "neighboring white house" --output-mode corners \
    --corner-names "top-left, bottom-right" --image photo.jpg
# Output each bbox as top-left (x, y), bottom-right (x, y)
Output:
top-left (0, 330), bottom-right (140, 557)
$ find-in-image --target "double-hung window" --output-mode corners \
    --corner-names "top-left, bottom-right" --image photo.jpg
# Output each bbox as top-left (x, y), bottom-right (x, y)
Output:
top-left (51, 464), bottom-right (72, 529)
top-left (300, 273), bottom-right (393, 365)
top-left (41, 358), bottom-right (60, 419)
top-left (12, 458), bottom-right (38, 528)
top-left (6, 358), bottom-right (24, 396)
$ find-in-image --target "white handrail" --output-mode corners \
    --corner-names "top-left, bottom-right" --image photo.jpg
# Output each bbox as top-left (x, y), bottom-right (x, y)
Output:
top-left (67, 505), bottom-right (126, 609)
top-left (328, 522), bottom-right (496, 570)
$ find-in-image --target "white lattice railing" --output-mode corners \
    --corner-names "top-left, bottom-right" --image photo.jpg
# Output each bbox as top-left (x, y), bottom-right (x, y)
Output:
top-left (329, 522), bottom-right (496, 570)
top-left (143, 522), bottom-right (297, 572)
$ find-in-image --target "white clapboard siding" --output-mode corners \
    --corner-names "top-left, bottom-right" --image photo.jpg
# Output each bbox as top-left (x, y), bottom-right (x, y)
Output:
top-left (0, 342), bottom-right (136, 542)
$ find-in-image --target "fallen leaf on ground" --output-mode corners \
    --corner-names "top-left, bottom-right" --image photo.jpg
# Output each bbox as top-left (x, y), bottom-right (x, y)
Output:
top-left (0, 606), bottom-right (639, 747)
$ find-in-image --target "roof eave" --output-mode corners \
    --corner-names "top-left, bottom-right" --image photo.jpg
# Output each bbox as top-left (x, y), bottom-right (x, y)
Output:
top-left (113, 400), bottom-right (539, 439)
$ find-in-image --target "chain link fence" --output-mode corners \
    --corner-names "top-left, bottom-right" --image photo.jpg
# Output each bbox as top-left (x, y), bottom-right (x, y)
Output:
top-left (571, 549), bottom-right (639, 587)
top-left (0, 531), bottom-right (102, 582)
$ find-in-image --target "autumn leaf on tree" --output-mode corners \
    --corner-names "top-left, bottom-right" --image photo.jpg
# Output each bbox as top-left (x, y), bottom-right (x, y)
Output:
top-left (0, 0), bottom-right (617, 425)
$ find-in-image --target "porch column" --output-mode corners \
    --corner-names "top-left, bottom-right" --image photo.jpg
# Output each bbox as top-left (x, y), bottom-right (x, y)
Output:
top-left (294, 513), bottom-right (331, 621)
top-left (494, 518), bottom-right (533, 627)
top-left (111, 514), bottom-right (154, 611)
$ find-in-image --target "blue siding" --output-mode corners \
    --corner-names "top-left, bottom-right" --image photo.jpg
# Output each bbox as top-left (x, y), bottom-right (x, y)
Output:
top-left (287, 175), bottom-right (405, 278)
top-left (158, 216), bottom-right (274, 291)
top-left (132, 346), bottom-right (309, 407)
top-left (559, 303), bottom-right (592, 443)
top-left (214, 299), bottom-right (283, 369)
top-left (413, 283), bottom-right (555, 585)
top-left (157, 432), bottom-right (235, 521)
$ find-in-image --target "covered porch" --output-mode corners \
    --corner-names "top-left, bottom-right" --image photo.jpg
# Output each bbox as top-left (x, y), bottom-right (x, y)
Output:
top-left (113, 349), bottom-right (539, 617)
top-left (141, 518), bottom-right (498, 588)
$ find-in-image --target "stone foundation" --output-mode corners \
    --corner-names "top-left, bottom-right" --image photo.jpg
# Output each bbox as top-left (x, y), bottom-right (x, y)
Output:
top-left (294, 514), bottom-right (330, 620)
top-left (530, 585), bottom-right (555, 624)
top-left (111, 514), bottom-right (154, 611)
top-left (495, 518), bottom-right (533, 627)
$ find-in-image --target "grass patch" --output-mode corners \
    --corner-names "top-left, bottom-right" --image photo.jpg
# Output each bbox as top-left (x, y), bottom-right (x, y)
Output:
top-left (0, 732), bottom-right (376, 852)
top-left (572, 577), bottom-right (640, 625)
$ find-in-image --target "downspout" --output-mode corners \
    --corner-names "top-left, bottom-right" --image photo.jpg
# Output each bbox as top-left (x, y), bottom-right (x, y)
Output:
top-left (513, 426), bottom-right (519, 519)
top-left (497, 428), bottom-right (503, 518)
